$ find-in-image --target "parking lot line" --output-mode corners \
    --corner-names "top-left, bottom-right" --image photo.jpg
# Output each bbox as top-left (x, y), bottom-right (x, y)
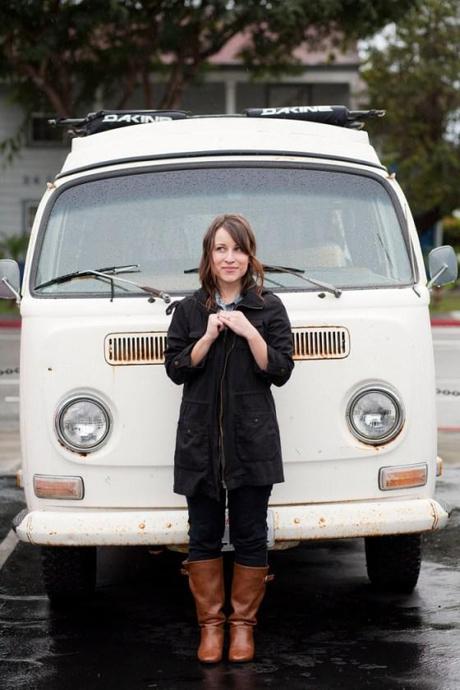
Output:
top-left (0, 529), bottom-right (19, 570)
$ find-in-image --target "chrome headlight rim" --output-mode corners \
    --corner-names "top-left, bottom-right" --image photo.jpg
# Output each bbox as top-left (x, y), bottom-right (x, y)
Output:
top-left (346, 386), bottom-right (404, 446)
top-left (55, 395), bottom-right (112, 453)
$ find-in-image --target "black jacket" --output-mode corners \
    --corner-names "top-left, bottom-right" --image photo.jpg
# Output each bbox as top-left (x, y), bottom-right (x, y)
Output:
top-left (164, 287), bottom-right (294, 499)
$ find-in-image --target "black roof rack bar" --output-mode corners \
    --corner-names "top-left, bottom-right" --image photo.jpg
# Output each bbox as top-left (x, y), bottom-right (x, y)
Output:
top-left (50, 109), bottom-right (190, 136)
top-left (245, 106), bottom-right (385, 128)
top-left (49, 106), bottom-right (385, 136)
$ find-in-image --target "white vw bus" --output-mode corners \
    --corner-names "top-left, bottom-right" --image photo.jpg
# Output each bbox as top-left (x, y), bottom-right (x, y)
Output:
top-left (1, 106), bottom-right (457, 600)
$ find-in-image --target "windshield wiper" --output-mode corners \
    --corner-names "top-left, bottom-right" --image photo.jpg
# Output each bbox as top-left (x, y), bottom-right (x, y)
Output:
top-left (184, 264), bottom-right (341, 297)
top-left (263, 264), bottom-right (342, 298)
top-left (35, 264), bottom-right (171, 303)
top-left (35, 264), bottom-right (141, 289)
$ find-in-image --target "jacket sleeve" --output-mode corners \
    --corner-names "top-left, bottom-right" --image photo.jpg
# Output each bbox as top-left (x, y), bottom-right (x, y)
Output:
top-left (164, 301), bottom-right (208, 385)
top-left (254, 295), bottom-right (294, 387)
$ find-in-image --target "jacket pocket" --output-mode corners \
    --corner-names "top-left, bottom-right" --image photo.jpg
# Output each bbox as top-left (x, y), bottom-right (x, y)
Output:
top-left (175, 420), bottom-right (210, 472)
top-left (235, 412), bottom-right (279, 463)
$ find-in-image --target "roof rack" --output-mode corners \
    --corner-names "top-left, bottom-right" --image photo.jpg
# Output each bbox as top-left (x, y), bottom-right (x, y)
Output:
top-left (50, 106), bottom-right (385, 137)
top-left (245, 106), bottom-right (385, 128)
top-left (49, 110), bottom-right (189, 136)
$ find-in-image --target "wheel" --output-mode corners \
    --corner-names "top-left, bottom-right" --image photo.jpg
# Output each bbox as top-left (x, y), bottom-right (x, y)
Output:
top-left (41, 546), bottom-right (97, 602)
top-left (365, 533), bottom-right (422, 593)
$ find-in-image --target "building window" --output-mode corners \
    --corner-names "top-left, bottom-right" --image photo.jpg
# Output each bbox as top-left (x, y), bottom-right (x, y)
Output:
top-left (266, 83), bottom-right (350, 108)
top-left (23, 200), bottom-right (39, 234)
top-left (28, 113), bottom-right (67, 146)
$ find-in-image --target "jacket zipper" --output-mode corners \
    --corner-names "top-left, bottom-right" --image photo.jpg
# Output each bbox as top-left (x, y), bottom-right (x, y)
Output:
top-left (218, 330), bottom-right (235, 488)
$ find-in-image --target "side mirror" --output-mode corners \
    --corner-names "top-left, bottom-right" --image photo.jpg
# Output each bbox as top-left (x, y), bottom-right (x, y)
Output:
top-left (428, 245), bottom-right (458, 288)
top-left (0, 259), bottom-right (21, 301)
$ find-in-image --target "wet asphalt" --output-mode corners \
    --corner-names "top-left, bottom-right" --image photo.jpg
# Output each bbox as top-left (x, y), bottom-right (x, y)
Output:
top-left (0, 469), bottom-right (459, 690)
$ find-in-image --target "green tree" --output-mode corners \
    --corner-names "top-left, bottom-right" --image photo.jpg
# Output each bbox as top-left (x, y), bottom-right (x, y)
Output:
top-left (0, 0), bottom-right (417, 119)
top-left (0, 232), bottom-right (29, 262)
top-left (362, 0), bottom-right (460, 235)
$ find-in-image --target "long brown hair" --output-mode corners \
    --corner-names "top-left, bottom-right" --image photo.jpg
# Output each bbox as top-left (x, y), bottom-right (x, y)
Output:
top-left (199, 214), bottom-right (264, 308)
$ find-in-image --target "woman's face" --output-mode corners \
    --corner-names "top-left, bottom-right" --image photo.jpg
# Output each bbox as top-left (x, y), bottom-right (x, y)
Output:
top-left (211, 227), bottom-right (249, 292)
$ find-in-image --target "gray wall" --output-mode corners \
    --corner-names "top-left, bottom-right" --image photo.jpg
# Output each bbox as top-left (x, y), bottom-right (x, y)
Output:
top-left (0, 87), bottom-right (67, 237)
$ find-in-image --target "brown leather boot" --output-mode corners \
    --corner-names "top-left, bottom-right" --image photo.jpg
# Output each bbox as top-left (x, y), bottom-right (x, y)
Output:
top-left (181, 557), bottom-right (226, 663)
top-left (228, 562), bottom-right (274, 662)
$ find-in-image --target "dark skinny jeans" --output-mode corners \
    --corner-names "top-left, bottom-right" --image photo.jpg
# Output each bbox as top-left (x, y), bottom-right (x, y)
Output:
top-left (186, 484), bottom-right (272, 567)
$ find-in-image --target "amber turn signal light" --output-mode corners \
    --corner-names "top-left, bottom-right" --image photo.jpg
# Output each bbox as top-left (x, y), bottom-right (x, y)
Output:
top-left (379, 464), bottom-right (427, 491)
top-left (33, 474), bottom-right (84, 499)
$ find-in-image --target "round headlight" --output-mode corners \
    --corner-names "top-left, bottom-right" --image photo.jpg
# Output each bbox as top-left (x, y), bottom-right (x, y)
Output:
top-left (56, 397), bottom-right (111, 452)
top-left (347, 388), bottom-right (404, 445)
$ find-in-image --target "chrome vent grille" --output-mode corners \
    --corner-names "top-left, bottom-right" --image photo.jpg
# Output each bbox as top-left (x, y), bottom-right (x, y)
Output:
top-left (292, 327), bottom-right (350, 360)
top-left (105, 327), bottom-right (350, 365)
top-left (105, 332), bottom-right (167, 365)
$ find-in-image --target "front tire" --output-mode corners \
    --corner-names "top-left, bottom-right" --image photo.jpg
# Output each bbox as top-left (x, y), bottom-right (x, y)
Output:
top-left (365, 534), bottom-right (422, 593)
top-left (41, 546), bottom-right (97, 602)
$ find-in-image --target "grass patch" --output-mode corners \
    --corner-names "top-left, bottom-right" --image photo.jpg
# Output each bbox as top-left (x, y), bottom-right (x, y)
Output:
top-left (0, 300), bottom-right (19, 316)
top-left (429, 287), bottom-right (460, 314)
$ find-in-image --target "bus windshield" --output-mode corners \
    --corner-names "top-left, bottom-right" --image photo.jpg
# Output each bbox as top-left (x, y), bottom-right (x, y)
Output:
top-left (33, 166), bottom-right (413, 295)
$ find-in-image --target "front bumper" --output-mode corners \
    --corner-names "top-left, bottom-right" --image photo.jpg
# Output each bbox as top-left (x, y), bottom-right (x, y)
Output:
top-left (13, 497), bottom-right (449, 546)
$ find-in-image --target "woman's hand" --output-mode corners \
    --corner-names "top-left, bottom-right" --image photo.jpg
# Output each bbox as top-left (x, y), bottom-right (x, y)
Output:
top-left (218, 311), bottom-right (268, 370)
top-left (190, 314), bottom-right (223, 366)
top-left (204, 313), bottom-right (225, 342)
top-left (217, 310), bottom-right (257, 340)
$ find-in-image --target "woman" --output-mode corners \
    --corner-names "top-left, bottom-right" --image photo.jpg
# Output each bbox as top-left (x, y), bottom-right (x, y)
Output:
top-left (165, 213), bottom-right (294, 663)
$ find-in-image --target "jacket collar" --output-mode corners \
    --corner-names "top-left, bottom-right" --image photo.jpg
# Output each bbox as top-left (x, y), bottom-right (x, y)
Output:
top-left (194, 286), bottom-right (265, 311)
top-left (238, 287), bottom-right (265, 310)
